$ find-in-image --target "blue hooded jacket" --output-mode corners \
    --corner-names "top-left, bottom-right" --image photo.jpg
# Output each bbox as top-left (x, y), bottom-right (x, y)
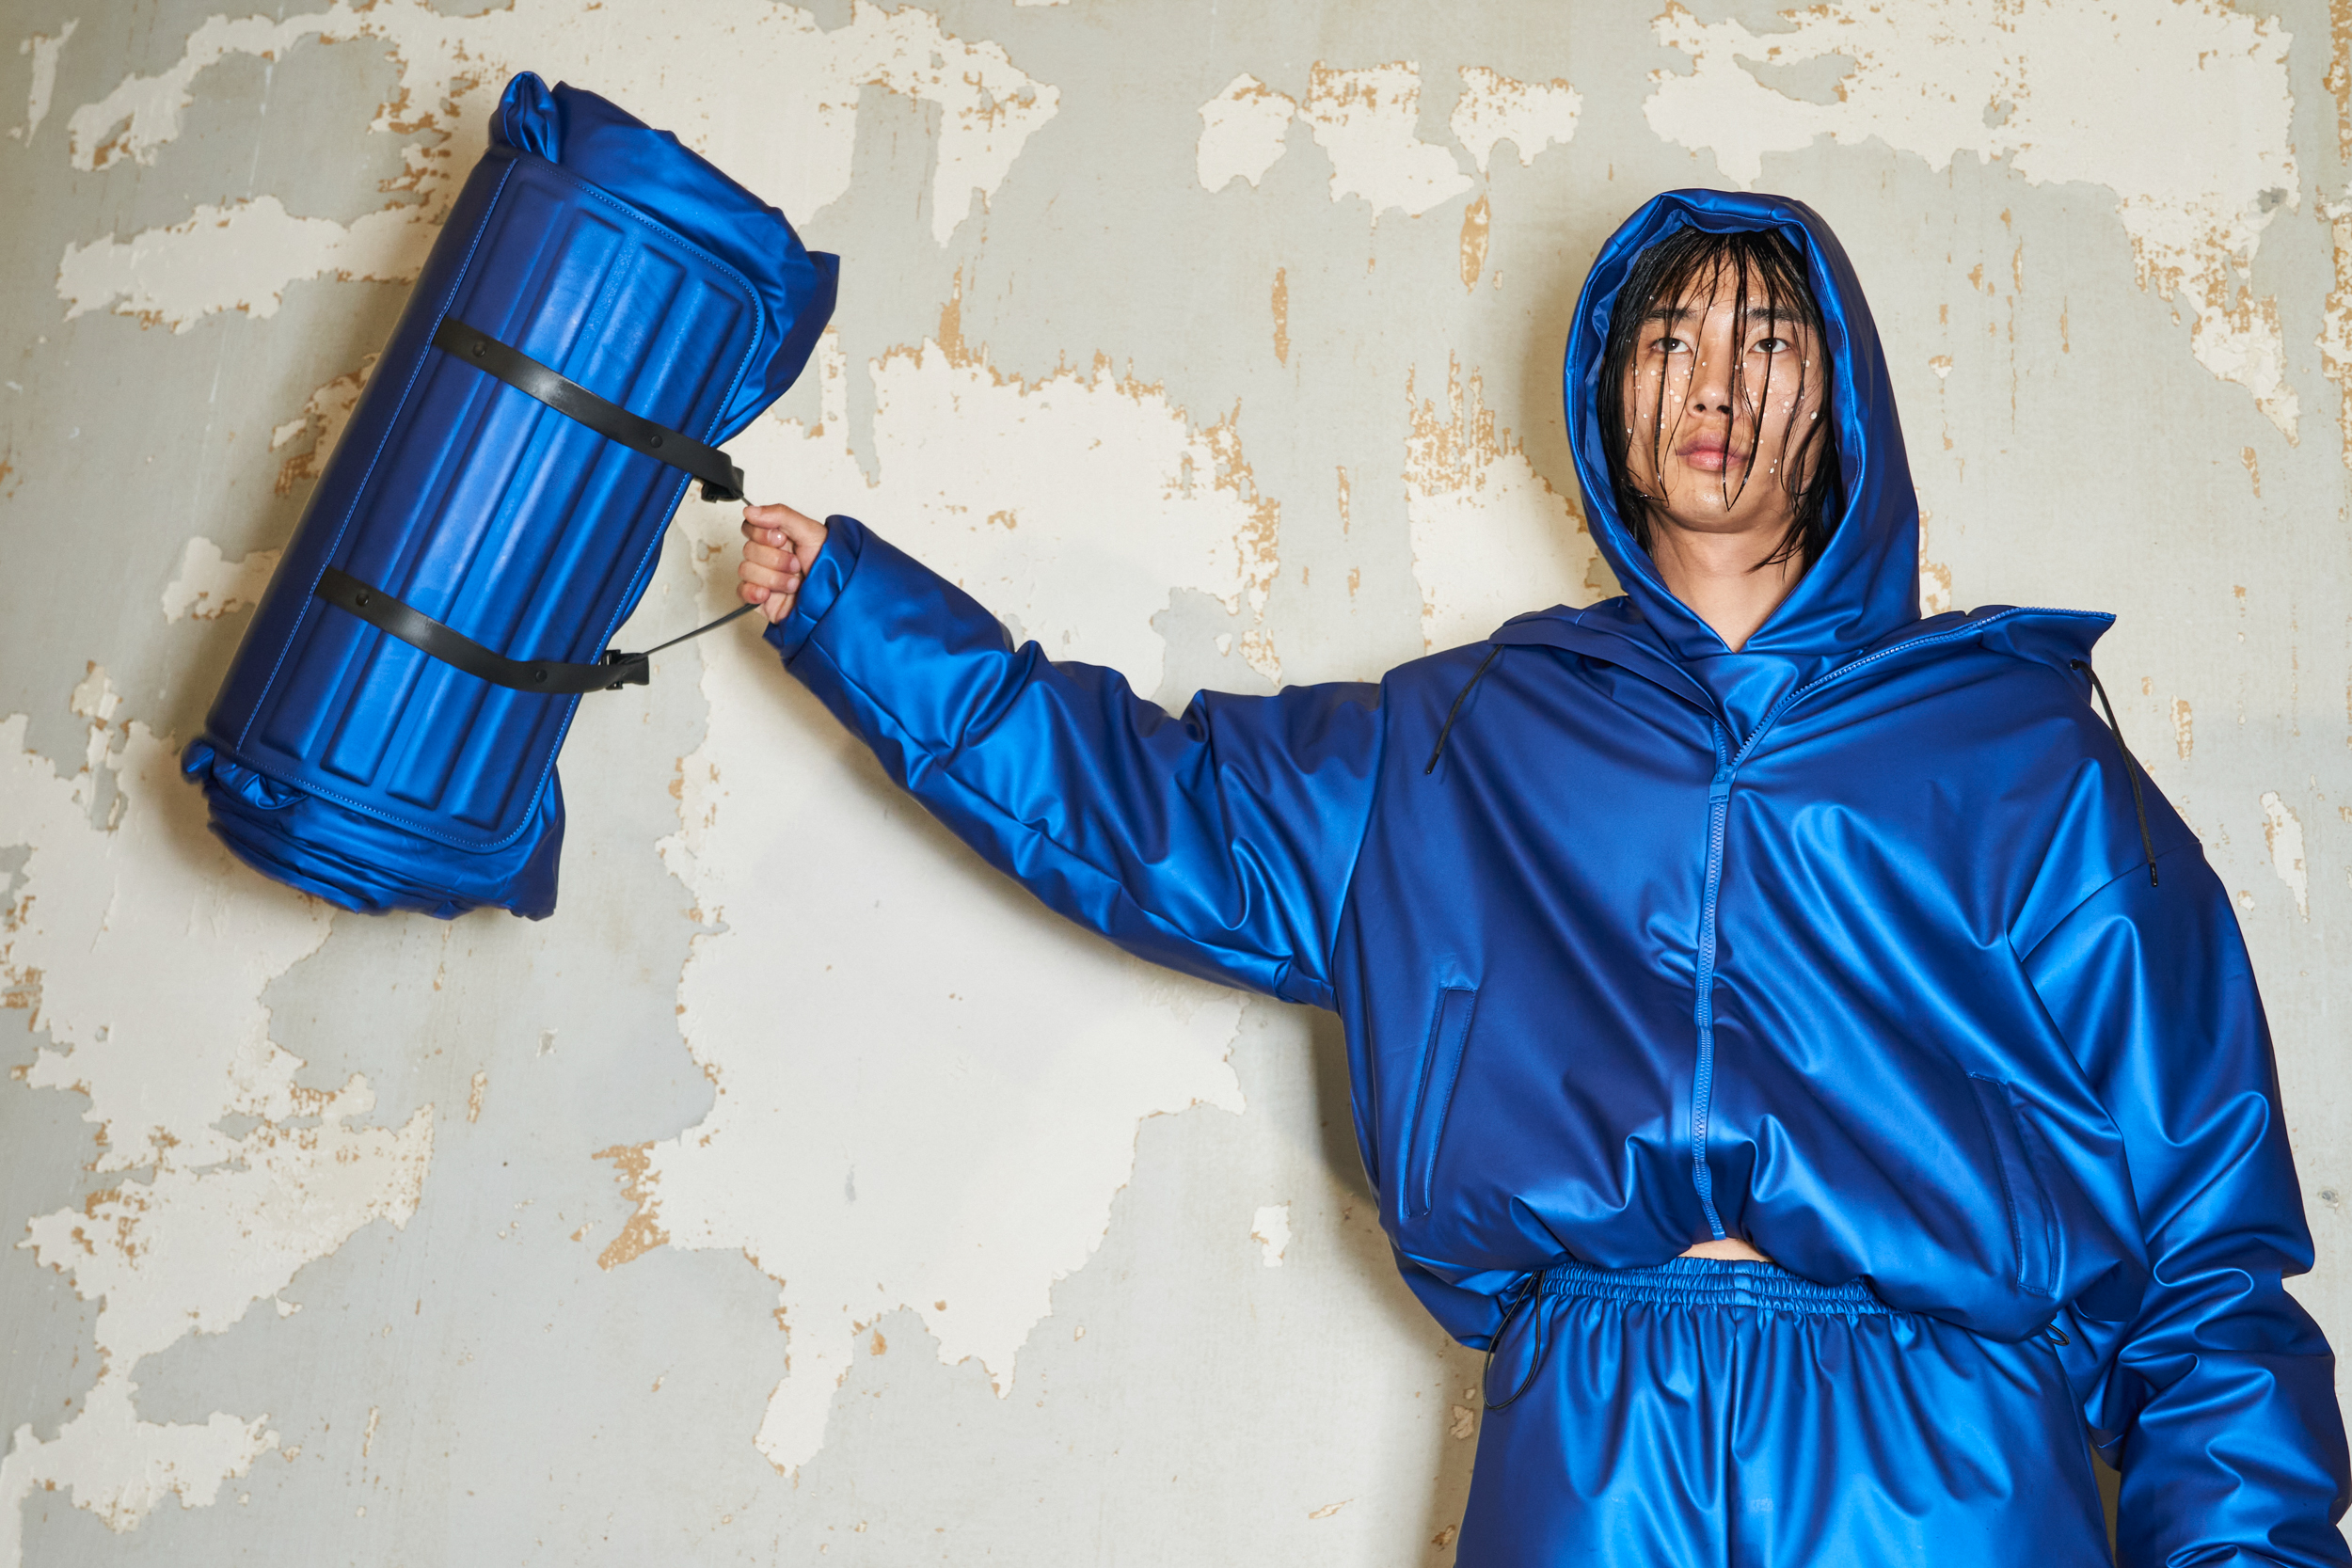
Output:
top-left (767, 190), bottom-right (2347, 1559)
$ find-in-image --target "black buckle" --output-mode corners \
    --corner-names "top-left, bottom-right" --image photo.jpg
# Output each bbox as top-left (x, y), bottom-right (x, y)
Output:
top-left (599, 649), bottom-right (651, 689)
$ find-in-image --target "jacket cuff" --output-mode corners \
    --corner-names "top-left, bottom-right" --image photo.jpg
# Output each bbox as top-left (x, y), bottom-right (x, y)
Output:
top-left (762, 514), bottom-right (866, 662)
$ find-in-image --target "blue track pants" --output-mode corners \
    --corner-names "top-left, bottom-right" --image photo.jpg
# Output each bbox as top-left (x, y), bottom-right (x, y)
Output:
top-left (1458, 1258), bottom-right (2110, 1565)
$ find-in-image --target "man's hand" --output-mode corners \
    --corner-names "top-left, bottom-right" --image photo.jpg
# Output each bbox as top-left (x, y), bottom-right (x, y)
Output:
top-left (739, 503), bottom-right (830, 626)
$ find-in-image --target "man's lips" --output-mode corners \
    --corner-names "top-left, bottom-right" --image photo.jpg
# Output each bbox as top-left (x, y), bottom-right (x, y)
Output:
top-left (1677, 439), bottom-right (1750, 473)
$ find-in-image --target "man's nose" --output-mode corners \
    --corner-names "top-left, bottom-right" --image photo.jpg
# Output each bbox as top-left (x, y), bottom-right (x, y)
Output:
top-left (1683, 347), bottom-right (1735, 414)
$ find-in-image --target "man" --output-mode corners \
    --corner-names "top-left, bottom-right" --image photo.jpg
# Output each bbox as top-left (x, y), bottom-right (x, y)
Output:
top-left (737, 189), bottom-right (2347, 1563)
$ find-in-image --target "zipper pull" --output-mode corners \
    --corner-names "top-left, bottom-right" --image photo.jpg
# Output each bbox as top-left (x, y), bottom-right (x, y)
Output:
top-left (1708, 762), bottom-right (1736, 804)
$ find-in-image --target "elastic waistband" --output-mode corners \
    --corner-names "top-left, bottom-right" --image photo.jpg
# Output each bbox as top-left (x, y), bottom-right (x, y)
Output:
top-left (1536, 1256), bottom-right (1894, 1316)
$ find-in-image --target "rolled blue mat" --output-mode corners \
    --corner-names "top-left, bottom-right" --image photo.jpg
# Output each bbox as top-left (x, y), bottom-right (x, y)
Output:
top-left (185, 71), bottom-right (837, 918)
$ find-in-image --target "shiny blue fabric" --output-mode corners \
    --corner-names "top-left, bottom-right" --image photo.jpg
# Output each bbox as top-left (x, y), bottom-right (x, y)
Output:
top-left (1470, 1257), bottom-right (2112, 1561)
top-left (767, 189), bottom-right (2347, 1561)
top-left (185, 72), bottom-right (836, 918)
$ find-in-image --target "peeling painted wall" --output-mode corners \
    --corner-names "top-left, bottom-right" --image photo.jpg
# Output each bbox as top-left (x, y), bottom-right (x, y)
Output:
top-left (1, 2), bottom-right (2345, 1560)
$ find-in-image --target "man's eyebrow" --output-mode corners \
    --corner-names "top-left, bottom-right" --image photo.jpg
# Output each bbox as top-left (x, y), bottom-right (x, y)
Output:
top-left (1643, 303), bottom-right (1805, 326)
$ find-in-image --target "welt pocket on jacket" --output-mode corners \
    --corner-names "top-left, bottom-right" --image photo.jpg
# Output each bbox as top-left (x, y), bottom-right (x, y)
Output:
top-left (1968, 1073), bottom-right (2058, 1297)
top-left (1404, 986), bottom-right (1480, 1220)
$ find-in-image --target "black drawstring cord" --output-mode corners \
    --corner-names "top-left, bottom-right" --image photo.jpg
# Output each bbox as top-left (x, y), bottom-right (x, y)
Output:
top-left (2069, 659), bottom-right (2159, 888)
top-left (1425, 645), bottom-right (1504, 775)
top-left (635, 601), bottom-right (758, 657)
top-left (1481, 1273), bottom-right (1547, 1411)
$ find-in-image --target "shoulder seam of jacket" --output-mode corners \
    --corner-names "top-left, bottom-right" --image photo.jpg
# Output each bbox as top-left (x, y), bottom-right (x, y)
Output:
top-left (2010, 840), bottom-right (2203, 971)
top-left (1318, 669), bottom-right (1401, 990)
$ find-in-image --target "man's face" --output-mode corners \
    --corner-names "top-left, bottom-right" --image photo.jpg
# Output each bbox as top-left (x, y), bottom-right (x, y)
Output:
top-left (1617, 268), bottom-right (1828, 546)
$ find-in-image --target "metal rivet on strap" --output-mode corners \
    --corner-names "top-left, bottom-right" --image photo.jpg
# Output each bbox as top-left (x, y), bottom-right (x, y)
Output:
top-left (471, 341), bottom-right (486, 358)
top-left (648, 434), bottom-right (663, 449)
top-left (356, 592), bottom-right (371, 607)
top-left (533, 668), bottom-right (548, 683)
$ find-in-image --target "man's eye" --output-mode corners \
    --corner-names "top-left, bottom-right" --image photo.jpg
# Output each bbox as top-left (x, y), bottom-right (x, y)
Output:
top-left (1753, 336), bottom-right (1789, 353)
top-left (1655, 336), bottom-right (1689, 354)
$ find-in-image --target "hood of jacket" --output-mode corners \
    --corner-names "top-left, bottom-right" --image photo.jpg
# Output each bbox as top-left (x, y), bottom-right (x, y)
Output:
top-left (1557, 189), bottom-right (1927, 737)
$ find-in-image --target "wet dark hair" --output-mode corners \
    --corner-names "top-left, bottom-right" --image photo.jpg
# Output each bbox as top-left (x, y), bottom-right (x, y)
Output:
top-left (1595, 227), bottom-right (1841, 572)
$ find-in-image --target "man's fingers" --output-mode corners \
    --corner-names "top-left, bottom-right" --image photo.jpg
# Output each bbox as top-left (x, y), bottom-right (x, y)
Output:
top-left (743, 503), bottom-right (823, 538)
top-left (742, 501), bottom-right (828, 562)
top-left (742, 549), bottom-right (807, 605)
top-left (739, 578), bottom-right (795, 625)
top-left (740, 502), bottom-right (819, 632)
top-left (743, 536), bottom-right (794, 571)
top-left (742, 579), bottom-right (803, 607)
top-left (739, 567), bottom-right (798, 618)
top-left (745, 580), bottom-right (795, 624)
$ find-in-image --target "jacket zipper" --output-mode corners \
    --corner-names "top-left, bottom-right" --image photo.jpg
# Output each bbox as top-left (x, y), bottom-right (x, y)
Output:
top-left (1689, 725), bottom-right (1735, 1240)
top-left (1677, 607), bottom-right (2106, 1235)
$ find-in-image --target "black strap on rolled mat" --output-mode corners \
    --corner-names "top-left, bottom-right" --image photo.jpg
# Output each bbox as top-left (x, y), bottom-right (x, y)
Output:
top-left (314, 566), bottom-right (759, 695)
top-left (312, 315), bottom-right (758, 695)
top-left (432, 314), bottom-right (745, 502)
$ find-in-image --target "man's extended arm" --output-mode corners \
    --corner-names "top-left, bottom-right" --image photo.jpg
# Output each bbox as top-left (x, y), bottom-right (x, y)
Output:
top-left (737, 504), bottom-right (1385, 1007)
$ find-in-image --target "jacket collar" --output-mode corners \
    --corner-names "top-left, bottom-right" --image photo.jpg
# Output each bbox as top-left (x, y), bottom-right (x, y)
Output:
top-left (1493, 599), bottom-right (2117, 741)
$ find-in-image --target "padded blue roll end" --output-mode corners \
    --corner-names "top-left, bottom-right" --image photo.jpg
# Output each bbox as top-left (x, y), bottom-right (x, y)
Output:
top-left (186, 72), bottom-right (836, 919)
top-left (183, 738), bottom-right (565, 919)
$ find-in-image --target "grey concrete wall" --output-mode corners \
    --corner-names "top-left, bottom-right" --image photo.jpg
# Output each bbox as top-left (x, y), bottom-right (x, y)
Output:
top-left (0, 1), bottom-right (2344, 1561)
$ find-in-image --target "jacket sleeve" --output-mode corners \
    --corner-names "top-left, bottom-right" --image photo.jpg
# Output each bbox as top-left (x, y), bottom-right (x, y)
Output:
top-left (762, 515), bottom-right (1385, 1009)
top-left (2023, 843), bottom-right (2349, 1565)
